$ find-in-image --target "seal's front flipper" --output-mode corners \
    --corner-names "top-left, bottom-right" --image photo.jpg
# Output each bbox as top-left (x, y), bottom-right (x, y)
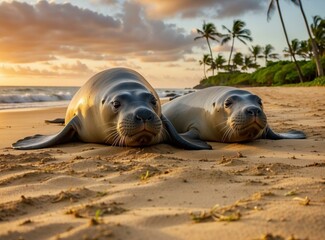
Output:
top-left (45, 118), bottom-right (65, 124)
top-left (161, 115), bottom-right (212, 150)
top-left (262, 127), bottom-right (306, 140)
top-left (12, 116), bottom-right (80, 150)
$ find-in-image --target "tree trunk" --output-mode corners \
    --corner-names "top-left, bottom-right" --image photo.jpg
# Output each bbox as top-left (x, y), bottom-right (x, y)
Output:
top-left (265, 56), bottom-right (268, 66)
top-left (276, 0), bottom-right (304, 83)
top-left (203, 63), bottom-right (207, 79)
top-left (206, 37), bottom-right (214, 76)
top-left (228, 37), bottom-right (235, 72)
top-left (298, 0), bottom-right (323, 76)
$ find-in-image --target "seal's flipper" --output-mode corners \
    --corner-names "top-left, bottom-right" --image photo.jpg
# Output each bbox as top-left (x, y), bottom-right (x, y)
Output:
top-left (45, 118), bottom-right (65, 124)
top-left (262, 127), bottom-right (306, 140)
top-left (161, 115), bottom-right (212, 150)
top-left (12, 116), bottom-right (80, 150)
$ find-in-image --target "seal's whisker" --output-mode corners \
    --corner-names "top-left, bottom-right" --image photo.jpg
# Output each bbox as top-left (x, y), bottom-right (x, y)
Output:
top-left (221, 127), bottom-right (230, 142)
top-left (111, 132), bottom-right (121, 146)
top-left (215, 120), bottom-right (228, 128)
top-left (104, 130), bottom-right (119, 144)
top-left (160, 128), bottom-right (169, 143)
top-left (223, 126), bottom-right (235, 143)
top-left (117, 130), bottom-right (127, 147)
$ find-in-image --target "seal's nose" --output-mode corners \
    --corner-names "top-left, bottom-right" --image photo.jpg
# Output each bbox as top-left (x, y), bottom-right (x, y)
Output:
top-left (134, 108), bottom-right (154, 122)
top-left (245, 106), bottom-right (261, 116)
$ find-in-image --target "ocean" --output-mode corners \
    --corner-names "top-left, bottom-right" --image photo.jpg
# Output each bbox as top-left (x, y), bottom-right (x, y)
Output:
top-left (0, 86), bottom-right (195, 111)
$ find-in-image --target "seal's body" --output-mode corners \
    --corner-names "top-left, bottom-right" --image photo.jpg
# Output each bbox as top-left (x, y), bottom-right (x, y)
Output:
top-left (162, 86), bottom-right (306, 142)
top-left (13, 68), bottom-right (210, 150)
top-left (64, 68), bottom-right (162, 145)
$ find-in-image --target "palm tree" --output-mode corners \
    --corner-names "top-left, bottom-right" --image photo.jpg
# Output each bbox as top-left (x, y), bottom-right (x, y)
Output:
top-left (299, 40), bottom-right (313, 60)
top-left (262, 44), bottom-right (279, 65)
top-left (215, 54), bottom-right (227, 72)
top-left (221, 19), bottom-right (253, 72)
top-left (194, 22), bottom-right (221, 76)
top-left (242, 55), bottom-right (255, 72)
top-left (311, 15), bottom-right (325, 57)
top-left (249, 44), bottom-right (263, 64)
top-left (283, 39), bottom-right (301, 61)
top-left (267, 0), bottom-right (304, 82)
top-left (291, 0), bottom-right (323, 76)
top-left (199, 54), bottom-right (212, 79)
top-left (232, 52), bottom-right (243, 71)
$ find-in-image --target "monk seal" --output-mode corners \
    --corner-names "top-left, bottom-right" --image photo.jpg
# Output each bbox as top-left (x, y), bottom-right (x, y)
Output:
top-left (12, 68), bottom-right (211, 150)
top-left (162, 86), bottom-right (306, 143)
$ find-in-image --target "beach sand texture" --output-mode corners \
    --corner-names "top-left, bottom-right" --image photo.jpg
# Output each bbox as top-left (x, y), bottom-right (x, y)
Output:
top-left (0, 87), bottom-right (324, 240)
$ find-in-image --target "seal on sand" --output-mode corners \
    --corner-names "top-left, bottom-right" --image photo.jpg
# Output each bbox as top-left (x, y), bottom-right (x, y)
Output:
top-left (12, 68), bottom-right (211, 150)
top-left (162, 86), bottom-right (306, 143)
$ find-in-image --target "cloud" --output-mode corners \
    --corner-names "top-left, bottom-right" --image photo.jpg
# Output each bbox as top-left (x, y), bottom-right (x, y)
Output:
top-left (0, 61), bottom-right (95, 77)
top-left (50, 61), bottom-right (95, 74)
top-left (165, 63), bottom-right (181, 67)
top-left (183, 57), bottom-right (197, 62)
top-left (0, 1), bottom-right (194, 64)
top-left (91, 0), bottom-right (118, 5)
top-left (0, 65), bottom-right (59, 77)
top-left (136, 0), bottom-right (267, 19)
top-left (213, 44), bottom-right (233, 52)
top-left (213, 0), bottom-right (267, 19)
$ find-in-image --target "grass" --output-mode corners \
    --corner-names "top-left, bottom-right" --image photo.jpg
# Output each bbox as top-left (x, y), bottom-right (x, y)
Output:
top-left (140, 170), bottom-right (150, 181)
top-left (293, 196), bottom-right (311, 206)
top-left (190, 204), bottom-right (241, 223)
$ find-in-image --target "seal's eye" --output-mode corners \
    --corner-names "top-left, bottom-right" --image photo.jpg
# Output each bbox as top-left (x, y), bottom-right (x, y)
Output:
top-left (151, 98), bottom-right (157, 106)
top-left (257, 99), bottom-right (263, 106)
top-left (112, 101), bottom-right (121, 109)
top-left (224, 99), bottom-right (233, 108)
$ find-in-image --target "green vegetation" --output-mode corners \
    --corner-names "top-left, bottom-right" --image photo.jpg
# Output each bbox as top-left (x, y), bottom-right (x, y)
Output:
top-left (195, 58), bottom-right (325, 88)
top-left (193, 1), bottom-right (324, 87)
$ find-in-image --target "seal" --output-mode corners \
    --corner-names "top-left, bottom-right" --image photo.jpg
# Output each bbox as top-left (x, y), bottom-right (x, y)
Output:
top-left (162, 86), bottom-right (306, 143)
top-left (12, 68), bottom-right (211, 150)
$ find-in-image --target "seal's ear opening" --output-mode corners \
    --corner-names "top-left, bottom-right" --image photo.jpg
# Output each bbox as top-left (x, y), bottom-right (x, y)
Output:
top-left (160, 114), bottom-right (212, 150)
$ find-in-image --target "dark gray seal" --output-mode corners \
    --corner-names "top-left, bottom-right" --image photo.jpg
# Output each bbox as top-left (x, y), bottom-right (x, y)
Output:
top-left (162, 86), bottom-right (306, 142)
top-left (12, 68), bottom-right (211, 150)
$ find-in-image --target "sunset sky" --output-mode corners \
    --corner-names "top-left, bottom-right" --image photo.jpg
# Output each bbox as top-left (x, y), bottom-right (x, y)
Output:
top-left (0, 0), bottom-right (324, 88)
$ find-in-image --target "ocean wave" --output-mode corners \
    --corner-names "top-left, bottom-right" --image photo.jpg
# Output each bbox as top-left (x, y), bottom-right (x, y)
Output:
top-left (157, 89), bottom-right (195, 98)
top-left (0, 86), bottom-right (195, 110)
top-left (0, 92), bottom-right (73, 103)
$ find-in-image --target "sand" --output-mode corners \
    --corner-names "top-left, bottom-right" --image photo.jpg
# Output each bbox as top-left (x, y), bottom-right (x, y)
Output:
top-left (0, 87), bottom-right (324, 240)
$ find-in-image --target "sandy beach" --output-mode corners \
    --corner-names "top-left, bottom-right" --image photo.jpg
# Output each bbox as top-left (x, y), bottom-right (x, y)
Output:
top-left (0, 87), bottom-right (324, 240)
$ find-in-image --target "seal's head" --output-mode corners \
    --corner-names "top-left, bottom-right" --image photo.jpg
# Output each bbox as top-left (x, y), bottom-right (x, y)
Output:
top-left (219, 91), bottom-right (267, 142)
top-left (101, 86), bottom-right (163, 147)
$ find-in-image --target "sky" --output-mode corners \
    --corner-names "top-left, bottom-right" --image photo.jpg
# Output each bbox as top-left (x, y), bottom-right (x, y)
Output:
top-left (0, 0), bottom-right (324, 88)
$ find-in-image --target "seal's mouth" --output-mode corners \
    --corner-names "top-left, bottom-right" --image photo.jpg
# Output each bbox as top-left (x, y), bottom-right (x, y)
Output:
top-left (117, 116), bottom-right (162, 146)
top-left (129, 130), bottom-right (157, 145)
top-left (129, 125), bottom-right (158, 137)
top-left (237, 120), bottom-right (265, 132)
top-left (226, 117), bottom-right (266, 142)
top-left (234, 121), bottom-right (265, 139)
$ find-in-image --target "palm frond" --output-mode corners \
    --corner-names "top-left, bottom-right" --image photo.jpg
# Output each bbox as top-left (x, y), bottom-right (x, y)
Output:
top-left (238, 35), bottom-right (253, 42)
top-left (221, 36), bottom-right (231, 45)
top-left (194, 36), bottom-right (204, 41)
top-left (290, 0), bottom-right (300, 6)
top-left (222, 25), bottom-right (231, 33)
top-left (267, 0), bottom-right (276, 22)
top-left (196, 29), bottom-right (204, 35)
top-left (237, 38), bottom-right (247, 46)
top-left (208, 36), bottom-right (220, 42)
